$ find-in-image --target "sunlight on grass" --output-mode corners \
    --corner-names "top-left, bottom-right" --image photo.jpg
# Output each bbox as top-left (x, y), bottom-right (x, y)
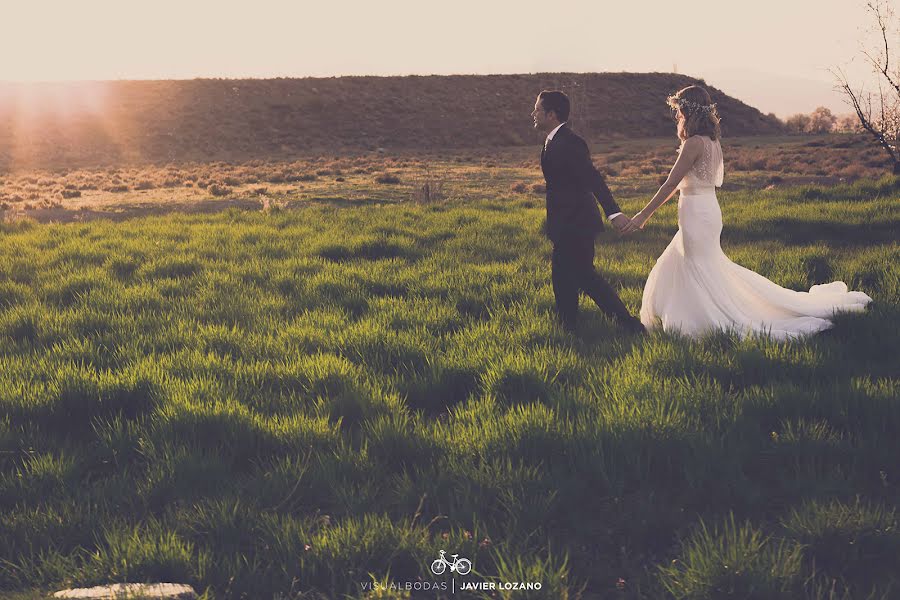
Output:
top-left (0, 176), bottom-right (897, 598)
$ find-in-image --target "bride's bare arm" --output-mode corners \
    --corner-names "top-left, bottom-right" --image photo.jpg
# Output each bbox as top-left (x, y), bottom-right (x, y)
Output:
top-left (623, 137), bottom-right (703, 232)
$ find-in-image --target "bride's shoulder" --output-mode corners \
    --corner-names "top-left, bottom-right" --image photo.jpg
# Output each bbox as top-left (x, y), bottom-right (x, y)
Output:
top-left (691, 134), bottom-right (722, 147)
top-left (679, 135), bottom-right (706, 156)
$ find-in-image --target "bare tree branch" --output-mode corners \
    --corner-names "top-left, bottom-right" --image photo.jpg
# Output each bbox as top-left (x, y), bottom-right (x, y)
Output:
top-left (833, 1), bottom-right (900, 173)
top-left (864, 1), bottom-right (900, 97)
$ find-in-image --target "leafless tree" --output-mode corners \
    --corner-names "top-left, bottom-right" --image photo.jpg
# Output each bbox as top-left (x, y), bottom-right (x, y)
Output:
top-left (832, 0), bottom-right (900, 173)
top-left (785, 113), bottom-right (812, 134)
top-left (808, 107), bottom-right (838, 133)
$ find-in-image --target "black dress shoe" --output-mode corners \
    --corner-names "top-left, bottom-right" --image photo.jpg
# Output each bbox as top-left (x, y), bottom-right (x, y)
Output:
top-left (621, 317), bottom-right (647, 335)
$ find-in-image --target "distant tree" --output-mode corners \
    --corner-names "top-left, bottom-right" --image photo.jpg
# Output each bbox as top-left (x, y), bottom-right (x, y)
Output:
top-left (785, 113), bottom-right (812, 134)
top-left (836, 113), bottom-right (864, 133)
top-left (807, 106), bottom-right (838, 133)
top-left (832, 0), bottom-right (900, 173)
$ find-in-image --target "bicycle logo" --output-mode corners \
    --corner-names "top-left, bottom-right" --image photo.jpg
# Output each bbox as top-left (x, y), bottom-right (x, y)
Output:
top-left (430, 550), bottom-right (471, 576)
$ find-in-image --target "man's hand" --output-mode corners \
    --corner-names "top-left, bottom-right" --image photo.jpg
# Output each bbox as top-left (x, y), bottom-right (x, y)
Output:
top-left (609, 213), bottom-right (632, 233)
top-left (621, 211), bottom-right (649, 234)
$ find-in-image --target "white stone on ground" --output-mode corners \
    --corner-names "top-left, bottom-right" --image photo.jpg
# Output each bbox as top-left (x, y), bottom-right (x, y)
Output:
top-left (53, 582), bottom-right (197, 599)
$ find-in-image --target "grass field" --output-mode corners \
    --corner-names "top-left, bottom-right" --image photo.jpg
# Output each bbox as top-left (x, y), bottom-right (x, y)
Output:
top-left (0, 134), bottom-right (890, 225)
top-left (0, 160), bottom-right (898, 599)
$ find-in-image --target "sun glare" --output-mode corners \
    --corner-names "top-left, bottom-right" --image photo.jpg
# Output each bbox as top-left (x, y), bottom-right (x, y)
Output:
top-left (1, 82), bottom-right (111, 122)
top-left (0, 81), bottom-right (135, 170)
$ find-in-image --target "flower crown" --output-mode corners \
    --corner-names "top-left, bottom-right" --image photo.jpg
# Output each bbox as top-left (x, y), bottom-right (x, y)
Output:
top-left (668, 95), bottom-right (718, 115)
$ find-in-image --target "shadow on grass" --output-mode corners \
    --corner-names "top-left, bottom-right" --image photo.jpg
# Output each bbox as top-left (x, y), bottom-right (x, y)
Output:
top-left (722, 218), bottom-right (900, 248)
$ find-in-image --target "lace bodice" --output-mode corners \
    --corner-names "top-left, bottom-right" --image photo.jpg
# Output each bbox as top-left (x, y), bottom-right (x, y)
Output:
top-left (677, 135), bottom-right (724, 192)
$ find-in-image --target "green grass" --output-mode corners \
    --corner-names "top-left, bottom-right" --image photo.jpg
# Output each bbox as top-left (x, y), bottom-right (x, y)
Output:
top-left (0, 175), bottom-right (898, 599)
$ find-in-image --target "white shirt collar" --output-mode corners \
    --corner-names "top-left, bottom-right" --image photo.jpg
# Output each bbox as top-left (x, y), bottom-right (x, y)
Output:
top-left (546, 121), bottom-right (566, 144)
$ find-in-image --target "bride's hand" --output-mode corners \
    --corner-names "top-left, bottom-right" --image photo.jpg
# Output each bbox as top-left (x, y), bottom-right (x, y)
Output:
top-left (636, 211), bottom-right (650, 229)
top-left (622, 211), bottom-right (648, 234)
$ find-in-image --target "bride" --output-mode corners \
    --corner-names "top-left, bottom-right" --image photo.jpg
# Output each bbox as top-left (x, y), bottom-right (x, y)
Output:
top-left (622, 85), bottom-right (872, 340)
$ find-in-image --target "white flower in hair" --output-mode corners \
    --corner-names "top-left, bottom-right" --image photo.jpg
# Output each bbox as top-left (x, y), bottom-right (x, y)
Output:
top-left (668, 95), bottom-right (717, 114)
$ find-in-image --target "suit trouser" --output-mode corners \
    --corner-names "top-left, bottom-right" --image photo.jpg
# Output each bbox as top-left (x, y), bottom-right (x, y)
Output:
top-left (551, 234), bottom-right (632, 330)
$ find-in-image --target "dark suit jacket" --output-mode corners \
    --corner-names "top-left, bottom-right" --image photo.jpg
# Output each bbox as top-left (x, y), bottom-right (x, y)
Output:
top-left (540, 123), bottom-right (621, 244)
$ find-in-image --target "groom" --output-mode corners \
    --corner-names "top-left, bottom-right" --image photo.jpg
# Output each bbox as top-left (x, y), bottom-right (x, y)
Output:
top-left (532, 90), bottom-right (645, 334)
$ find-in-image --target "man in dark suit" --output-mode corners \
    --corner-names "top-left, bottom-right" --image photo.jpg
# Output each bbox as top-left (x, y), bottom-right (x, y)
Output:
top-left (532, 89), bottom-right (645, 334)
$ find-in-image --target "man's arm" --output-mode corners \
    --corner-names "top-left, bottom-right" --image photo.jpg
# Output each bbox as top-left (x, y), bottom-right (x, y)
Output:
top-left (572, 136), bottom-right (622, 218)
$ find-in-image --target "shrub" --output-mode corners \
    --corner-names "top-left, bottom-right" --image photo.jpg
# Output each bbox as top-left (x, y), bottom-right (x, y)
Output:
top-left (838, 163), bottom-right (867, 181)
top-left (412, 179), bottom-right (445, 204)
top-left (208, 184), bottom-right (232, 197)
top-left (375, 173), bottom-right (401, 184)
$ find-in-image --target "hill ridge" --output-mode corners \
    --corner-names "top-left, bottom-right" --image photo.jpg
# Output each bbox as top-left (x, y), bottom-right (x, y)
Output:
top-left (0, 72), bottom-right (784, 168)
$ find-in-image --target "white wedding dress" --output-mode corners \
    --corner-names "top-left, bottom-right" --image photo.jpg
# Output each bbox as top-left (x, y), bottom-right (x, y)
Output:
top-left (639, 135), bottom-right (872, 340)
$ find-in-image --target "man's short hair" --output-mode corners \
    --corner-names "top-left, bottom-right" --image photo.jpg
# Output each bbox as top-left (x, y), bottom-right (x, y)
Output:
top-left (538, 90), bottom-right (570, 122)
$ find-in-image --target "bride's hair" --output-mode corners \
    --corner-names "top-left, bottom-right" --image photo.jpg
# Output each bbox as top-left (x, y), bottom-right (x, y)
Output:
top-left (667, 85), bottom-right (721, 141)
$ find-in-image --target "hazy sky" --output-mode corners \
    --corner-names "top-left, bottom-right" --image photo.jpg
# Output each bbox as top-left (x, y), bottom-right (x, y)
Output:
top-left (2, 0), bottom-right (882, 115)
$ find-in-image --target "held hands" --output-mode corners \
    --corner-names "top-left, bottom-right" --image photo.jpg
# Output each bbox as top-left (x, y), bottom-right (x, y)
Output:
top-left (621, 211), bottom-right (650, 234)
top-left (609, 213), bottom-right (632, 234)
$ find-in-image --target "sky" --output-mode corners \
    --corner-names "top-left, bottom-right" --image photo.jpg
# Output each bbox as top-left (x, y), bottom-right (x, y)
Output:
top-left (1, 0), bottom-right (885, 116)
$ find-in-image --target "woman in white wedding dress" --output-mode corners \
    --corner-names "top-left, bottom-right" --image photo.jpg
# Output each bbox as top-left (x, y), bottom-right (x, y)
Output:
top-left (622, 85), bottom-right (872, 340)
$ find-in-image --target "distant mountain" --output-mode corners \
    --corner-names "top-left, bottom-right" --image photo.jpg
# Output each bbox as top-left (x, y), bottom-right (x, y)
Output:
top-left (0, 73), bottom-right (784, 168)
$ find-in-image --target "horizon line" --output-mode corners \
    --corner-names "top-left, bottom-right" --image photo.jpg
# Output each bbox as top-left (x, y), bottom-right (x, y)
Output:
top-left (0, 70), bottom-right (706, 85)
